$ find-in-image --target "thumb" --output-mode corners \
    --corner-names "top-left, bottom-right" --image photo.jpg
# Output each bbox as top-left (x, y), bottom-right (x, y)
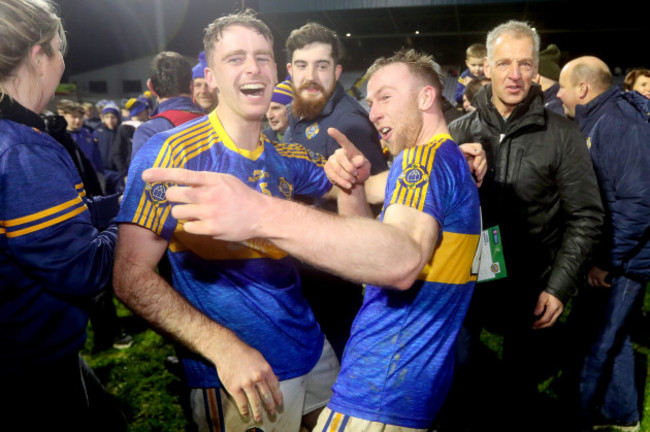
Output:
top-left (328, 127), bottom-right (360, 157)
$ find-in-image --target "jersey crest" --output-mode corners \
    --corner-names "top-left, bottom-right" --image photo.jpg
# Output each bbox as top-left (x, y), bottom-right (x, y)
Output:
top-left (145, 182), bottom-right (169, 206)
top-left (400, 163), bottom-right (429, 190)
top-left (278, 177), bottom-right (293, 198)
top-left (305, 122), bottom-right (319, 140)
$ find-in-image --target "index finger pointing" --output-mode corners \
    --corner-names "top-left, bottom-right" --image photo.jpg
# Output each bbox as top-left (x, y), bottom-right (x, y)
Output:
top-left (327, 127), bottom-right (360, 156)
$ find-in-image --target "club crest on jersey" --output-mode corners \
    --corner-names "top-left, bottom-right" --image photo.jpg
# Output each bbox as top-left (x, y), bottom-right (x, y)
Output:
top-left (145, 182), bottom-right (170, 206)
top-left (305, 122), bottom-right (319, 140)
top-left (278, 177), bottom-right (293, 198)
top-left (400, 163), bottom-right (429, 190)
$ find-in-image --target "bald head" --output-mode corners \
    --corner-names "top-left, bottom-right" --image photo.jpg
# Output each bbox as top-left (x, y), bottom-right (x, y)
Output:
top-left (557, 56), bottom-right (613, 118)
top-left (563, 56), bottom-right (612, 91)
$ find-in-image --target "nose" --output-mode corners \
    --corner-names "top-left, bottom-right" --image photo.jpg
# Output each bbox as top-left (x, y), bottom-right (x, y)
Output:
top-left (306, 64), bottom-right (318, 81)
top-left (508, 62), bottom-right (522, 79)
top-left (244, 55), bottom-right (261, 75)
top-left (368, 104), bottom-right (381, 124)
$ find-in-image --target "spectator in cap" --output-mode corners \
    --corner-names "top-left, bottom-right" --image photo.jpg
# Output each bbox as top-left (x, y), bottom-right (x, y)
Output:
top-left (192, 51), bottom-right (218, 113)
top-left (93, 103), bottom-right (121, 170)
top-left (140, 90), bottom-right (155, 110)
top-left (536, 43), bottom-right (564, 115)
top-left (263, 77), bottom-right (293, 142)
top-left (60, 100), bottom-right (104, 175)
top-left (125, 96), bottom-right (151, 125)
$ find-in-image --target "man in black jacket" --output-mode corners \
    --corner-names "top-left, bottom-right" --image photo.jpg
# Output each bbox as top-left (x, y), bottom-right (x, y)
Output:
top-left (446, 20), bottom-right (604, 430)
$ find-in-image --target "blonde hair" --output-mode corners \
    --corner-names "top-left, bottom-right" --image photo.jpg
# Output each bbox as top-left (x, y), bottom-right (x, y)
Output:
top-left (366, 48), bottom-right (444, 109)
top-left (466, 43), bottom-right (487, 60)
top-left (0, 0), bottom-right (66, 99)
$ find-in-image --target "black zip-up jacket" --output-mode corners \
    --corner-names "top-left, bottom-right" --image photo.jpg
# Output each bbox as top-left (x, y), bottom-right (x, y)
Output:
top-left (449, 84), bottom-right (604, 304)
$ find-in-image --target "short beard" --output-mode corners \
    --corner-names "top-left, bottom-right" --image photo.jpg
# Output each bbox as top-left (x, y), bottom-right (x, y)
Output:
top-left (389, 106), bottom-right (422, 156)
top-left (291, 80), bottom-right (335, 121)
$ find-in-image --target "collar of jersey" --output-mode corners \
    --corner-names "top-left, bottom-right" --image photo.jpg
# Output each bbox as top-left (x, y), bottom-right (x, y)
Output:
top-left (428, 133), bottom-right (454, 144)
top-left (208, 110), bottom-right (264, 160)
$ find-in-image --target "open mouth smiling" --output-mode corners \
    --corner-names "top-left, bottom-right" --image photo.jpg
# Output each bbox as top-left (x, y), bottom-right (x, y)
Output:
top-left (240, 83), bottom-right (265, 97)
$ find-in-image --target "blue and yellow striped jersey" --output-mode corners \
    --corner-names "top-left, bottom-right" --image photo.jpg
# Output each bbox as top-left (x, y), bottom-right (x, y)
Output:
top-left (328, 134), bottom-right (481, 428)
top-left (117, 110), bottom-right (332, 387)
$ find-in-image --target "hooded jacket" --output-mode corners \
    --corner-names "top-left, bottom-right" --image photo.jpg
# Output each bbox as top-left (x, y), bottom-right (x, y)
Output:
top-left (449, 84), bottom-right (604, 303)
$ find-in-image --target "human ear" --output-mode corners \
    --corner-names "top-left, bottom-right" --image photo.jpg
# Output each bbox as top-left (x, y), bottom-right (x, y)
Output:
top-left (205, 68), bottom-right (218, 92)
top-left (335, 64), bottom-right (342, 81)
top-left (419, 86), bottom-right (436, 110)
top-left (483, 57), bottom-right (491, 79)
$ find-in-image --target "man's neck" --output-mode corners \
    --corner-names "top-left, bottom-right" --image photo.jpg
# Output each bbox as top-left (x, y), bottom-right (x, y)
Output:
top-left (416, 113), bottom-right (450, 145)
top-left (216, 107), bottom-right (262, 152)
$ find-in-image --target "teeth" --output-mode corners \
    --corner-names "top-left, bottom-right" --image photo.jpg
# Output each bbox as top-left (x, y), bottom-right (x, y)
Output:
top-left (240, 83), bottom-right (264, 90)
top-left (381, 127), bottom-right (391, 134)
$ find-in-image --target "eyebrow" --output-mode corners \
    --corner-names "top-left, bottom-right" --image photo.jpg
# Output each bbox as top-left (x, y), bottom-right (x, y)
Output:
top-left (293, 59), bottom-right (332, 65)
top-left (366, 84), bottom-right (393, 104)
top-left (221, 49), bottom-right (274, 60)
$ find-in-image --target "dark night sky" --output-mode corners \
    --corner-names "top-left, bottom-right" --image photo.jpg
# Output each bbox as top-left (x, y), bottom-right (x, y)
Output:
top-left (54, 0), bottom-right (645, 81)
top-left (55, 0), bottom-right (238, 78)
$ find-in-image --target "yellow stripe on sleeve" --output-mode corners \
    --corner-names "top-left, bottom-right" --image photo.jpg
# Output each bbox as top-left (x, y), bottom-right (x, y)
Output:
top-left (5, 205), bottom-right (87, 238)
top-left (3, 196), bottom-right (84, 227)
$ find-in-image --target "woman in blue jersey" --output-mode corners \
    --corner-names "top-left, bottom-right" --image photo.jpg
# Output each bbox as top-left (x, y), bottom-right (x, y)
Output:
top-left (0, 1), bottom-right (125, 430)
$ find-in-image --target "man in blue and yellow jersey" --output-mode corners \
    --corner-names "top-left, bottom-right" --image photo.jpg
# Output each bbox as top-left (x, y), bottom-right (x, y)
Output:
top-left (141, 48), bottom-right (481, 431)
top-left (113, 10), bottom-right (342, 432)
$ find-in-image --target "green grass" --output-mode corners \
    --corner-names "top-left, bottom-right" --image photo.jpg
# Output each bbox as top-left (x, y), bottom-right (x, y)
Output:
top-left (82, 302), bottom-right (188, 431)
top-left (85, 291), bottom-right (650, 431)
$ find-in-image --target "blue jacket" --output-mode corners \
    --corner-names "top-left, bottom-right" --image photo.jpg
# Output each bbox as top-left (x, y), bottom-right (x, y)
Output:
top-left (285, 82), bottom-right (388, 212)
top-left (543, 82), bottom-right (565, 116)
top-left (93, 124), bottom-right (117, 168)
top-left (70, 126), bottom-right (104, 174)
top-left (0, 98), bottom-right (118, 373)
top-left (455, 68), bottom-right (478, 105)
top-left (575, 88), bottom-right (650, 280)
top-left (131, 96), bottom-right (203, 160)
top-left (285, 82), bottom-right (387, 173)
